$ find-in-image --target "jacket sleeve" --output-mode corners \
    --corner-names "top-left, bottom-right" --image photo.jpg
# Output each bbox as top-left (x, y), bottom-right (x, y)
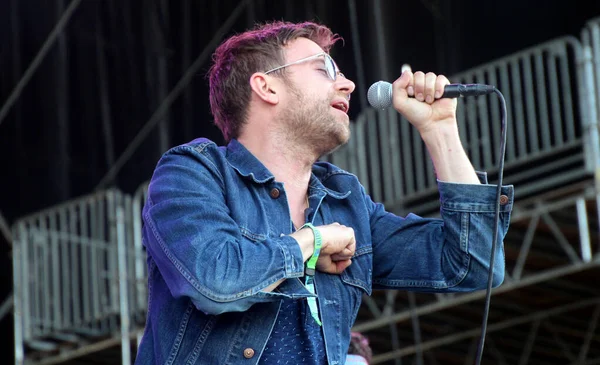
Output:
top-left (370, 173), bottom-right (513, 292)
top-left (142, 145), bottom-right (311, 315)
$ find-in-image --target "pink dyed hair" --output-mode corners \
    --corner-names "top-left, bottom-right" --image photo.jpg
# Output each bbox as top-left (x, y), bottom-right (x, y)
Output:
top-left (207, 20), bottom-right (341, 142)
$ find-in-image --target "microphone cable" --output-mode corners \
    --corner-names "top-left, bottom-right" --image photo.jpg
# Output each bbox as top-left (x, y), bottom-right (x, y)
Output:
top-left (473, 88), bottom-right (508, 365)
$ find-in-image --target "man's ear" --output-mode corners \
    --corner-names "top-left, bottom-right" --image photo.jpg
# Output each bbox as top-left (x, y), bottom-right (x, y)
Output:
top-left (249, 73), bottom-right (279, 105)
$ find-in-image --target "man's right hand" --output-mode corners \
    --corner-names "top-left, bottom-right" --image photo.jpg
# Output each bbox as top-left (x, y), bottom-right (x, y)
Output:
top-left (290, 222), bottom-right (356, 275)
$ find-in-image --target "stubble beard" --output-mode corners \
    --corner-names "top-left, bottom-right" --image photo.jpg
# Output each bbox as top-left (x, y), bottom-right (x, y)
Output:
top-left (280, 84), bottom-right (350, 157)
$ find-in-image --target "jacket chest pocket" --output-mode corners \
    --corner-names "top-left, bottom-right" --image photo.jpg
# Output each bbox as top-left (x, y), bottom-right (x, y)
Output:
top-left (229, 187), bottom-right (290, 242)
top-left (239, 225), bottom-right (268, 242)
top-left (229, 197), bottom-right (273, 243)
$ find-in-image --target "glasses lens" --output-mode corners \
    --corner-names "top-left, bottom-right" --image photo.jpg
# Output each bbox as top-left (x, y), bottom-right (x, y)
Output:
top-left (325, 55), bottom-right (336, 81)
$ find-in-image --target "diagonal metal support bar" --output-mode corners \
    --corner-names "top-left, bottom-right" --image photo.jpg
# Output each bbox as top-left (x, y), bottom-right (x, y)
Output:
top-left (94, 0), bottom-right (251, 190)
top-left (0, 0), bottom-right (82, 127)
top-left (503, 270), bottom-right (514, 283)
top-left (578, 303), bottom-right (600, 363)
top-left (362, 294), bottom-right (382, 318)
top-left (511, 191), bottom-right (596, 222)
top-left (541, 211), bottom-right (582, 263)
top-left (0, 209), bottom-right (12, 246)
top-left (513, 215), bottom-right (539, 279)
top-left (0, 292), bottom-right (13, 322)
top-left (95, 6), bottom-right (116, 170)
top-left (518, 318), bottom-right (540, 365)
top-left (370, 298), bottom-right (600, 363)
top-left (544, 321), bottom-right (577, 362)
top-left (486, 337), bottom-right (508, 365)
top-left (354, 258), bottom-right (600, 333)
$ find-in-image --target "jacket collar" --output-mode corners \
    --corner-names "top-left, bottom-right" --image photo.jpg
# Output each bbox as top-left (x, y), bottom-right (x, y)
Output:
top-left (225, 139), bottom-right (350, 200)
top-left (226, 139), bottom-right (275, 184)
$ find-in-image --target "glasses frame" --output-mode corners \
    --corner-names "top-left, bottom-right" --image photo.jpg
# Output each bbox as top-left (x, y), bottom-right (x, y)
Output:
top-left (264, 52), bottom-right (343, 81)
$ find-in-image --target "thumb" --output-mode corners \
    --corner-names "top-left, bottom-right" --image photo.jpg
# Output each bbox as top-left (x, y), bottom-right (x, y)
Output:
top-left (392, 70), bottom-right (413, 105)
top-left (334, 259), bottom-right (352, 274)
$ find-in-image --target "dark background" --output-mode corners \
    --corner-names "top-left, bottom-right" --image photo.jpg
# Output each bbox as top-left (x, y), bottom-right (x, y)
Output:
top-left (2, 0), bottom-right (600, 361)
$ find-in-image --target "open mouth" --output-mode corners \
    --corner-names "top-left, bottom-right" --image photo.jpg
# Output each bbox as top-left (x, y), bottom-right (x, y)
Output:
top-left (331, 102), bottom-right (348, 113)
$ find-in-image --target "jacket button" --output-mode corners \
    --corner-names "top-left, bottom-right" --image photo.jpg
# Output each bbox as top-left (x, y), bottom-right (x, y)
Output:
top-left (243, 348), bottom-right (255, 359)
top-left (269, 188), bottom-right (280, 199)
top-left (499, 194), bottom-right (509, 205)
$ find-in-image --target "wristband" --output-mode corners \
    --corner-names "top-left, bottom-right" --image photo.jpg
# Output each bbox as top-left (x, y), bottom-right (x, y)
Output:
top-left (301, 222), bottom-right (322, 276)
top-left (300, 222), bottom-right (323, 326)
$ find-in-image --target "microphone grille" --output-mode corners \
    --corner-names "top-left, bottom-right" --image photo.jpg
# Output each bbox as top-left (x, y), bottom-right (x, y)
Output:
top-left (367, 81), bottom-right (393, 109)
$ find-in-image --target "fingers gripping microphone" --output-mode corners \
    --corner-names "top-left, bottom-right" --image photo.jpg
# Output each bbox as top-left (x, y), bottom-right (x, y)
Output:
top-left (367, 81), bottom-right (496, 109)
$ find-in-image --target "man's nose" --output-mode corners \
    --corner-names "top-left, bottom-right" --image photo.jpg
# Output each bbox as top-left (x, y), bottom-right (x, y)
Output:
top-left (336, 75), bottom-right (356, 98)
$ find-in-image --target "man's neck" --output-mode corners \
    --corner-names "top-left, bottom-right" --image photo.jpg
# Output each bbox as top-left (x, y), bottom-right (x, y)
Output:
top-left (237, 134), bottom-right (315, 196)
top-left (238, 133), bottom-right (314, 230)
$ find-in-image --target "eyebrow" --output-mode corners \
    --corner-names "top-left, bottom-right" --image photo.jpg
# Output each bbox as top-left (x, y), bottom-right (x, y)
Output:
top-left (306, 58), bottom-right (325, 67)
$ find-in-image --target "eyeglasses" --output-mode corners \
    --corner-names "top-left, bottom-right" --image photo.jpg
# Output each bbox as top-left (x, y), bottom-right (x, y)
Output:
top-left (264, 52), bottom-right (344, 81)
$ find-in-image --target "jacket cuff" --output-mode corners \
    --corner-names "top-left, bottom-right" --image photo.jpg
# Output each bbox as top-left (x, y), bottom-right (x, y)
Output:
top-left (277, 235), bottom-right (307, 278)
top-left (437, 179), bottom-right (514, 212)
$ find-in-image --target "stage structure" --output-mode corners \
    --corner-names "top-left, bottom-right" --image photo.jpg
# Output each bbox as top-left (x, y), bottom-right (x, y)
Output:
top-left (5, 1), bottom-right (600, 364)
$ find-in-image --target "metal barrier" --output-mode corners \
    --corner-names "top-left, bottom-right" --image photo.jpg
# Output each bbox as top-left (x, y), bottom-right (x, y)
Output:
top-left (581, 17), bottom-right (600, 175)
top-left (12, 189), bottom-right (146, 364)
top-left (131, 181), bottom-right (150, 328)
top-left (327, 36), bottom-right (596, 215)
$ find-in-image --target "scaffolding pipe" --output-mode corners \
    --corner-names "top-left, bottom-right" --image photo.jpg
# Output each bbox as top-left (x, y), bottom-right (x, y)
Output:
top-left (117, 208), bottom-right (131, 365)
top-left (0, 0), bottom-right (82, 128)
top-left (577, 197), bottom-right (592, 262)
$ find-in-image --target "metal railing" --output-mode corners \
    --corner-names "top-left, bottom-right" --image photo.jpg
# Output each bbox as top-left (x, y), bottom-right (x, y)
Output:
top-left (581, 16), bottom-right (600, 176)
top-left (12, 189), bottom-right (145, 364)
top-left (327, 36), bottom-right (598, 215)
top-left (131, 182), bottom-right (150, 323)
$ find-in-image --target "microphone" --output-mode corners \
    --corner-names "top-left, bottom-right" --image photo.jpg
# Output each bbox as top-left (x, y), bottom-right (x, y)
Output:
top-left (367, 81), bottom-right (496, 109)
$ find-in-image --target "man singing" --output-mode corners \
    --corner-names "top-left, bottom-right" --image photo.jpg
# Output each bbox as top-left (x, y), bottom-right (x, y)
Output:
top-left (134, 20), bottom-right (513, 364)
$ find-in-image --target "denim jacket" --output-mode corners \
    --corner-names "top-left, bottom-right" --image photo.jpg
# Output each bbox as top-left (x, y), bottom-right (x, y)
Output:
top-left (135, 138), bottom-right (514, 365)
